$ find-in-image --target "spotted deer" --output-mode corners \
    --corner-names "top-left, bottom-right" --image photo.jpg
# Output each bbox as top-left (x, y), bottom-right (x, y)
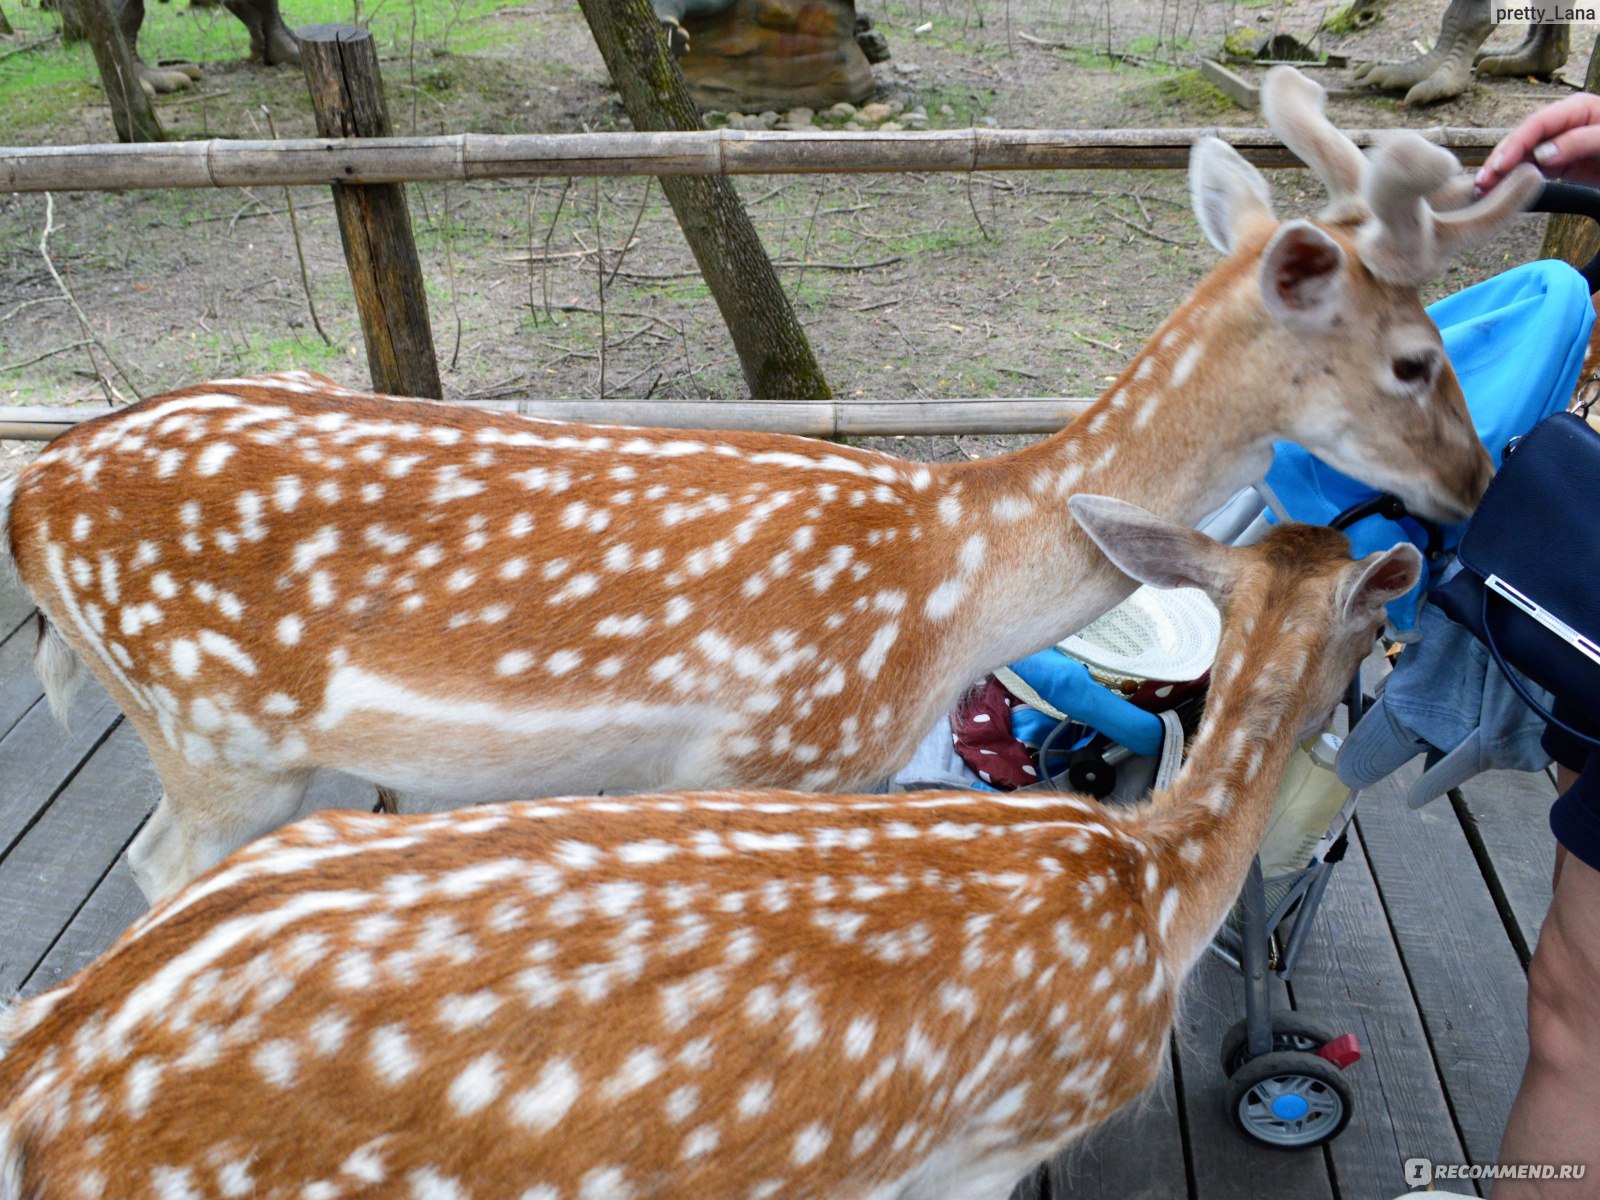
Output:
top-left (0, 67), bottom-right (1536, 903)
top-left (0, 500), bottom-right (1422, 1200)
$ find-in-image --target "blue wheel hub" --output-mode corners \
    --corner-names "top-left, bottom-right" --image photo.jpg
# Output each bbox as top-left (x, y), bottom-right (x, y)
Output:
top-left (1269, 1093), bottom-right (1311, 1121)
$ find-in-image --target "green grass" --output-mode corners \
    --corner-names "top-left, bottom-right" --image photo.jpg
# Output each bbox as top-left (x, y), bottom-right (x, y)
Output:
top-left (0, 0), bottom-right (530, 142)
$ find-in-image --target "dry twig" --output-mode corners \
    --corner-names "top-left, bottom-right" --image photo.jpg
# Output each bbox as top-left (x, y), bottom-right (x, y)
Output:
top-left (263, 106), bottom-right (333, 346)
top-left (38, 193), bottom-right (141, 403)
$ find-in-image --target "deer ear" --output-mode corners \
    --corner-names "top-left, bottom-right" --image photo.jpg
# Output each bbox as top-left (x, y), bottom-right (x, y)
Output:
top-left (1189, 137), bottom-right (1275, 254)
top-left (1068, 495), bottom-right (1233, 598)
top-left (1259, 219), bottom-right (1346, 330)
top-left (1340, 543), bottom-right (1423, 623)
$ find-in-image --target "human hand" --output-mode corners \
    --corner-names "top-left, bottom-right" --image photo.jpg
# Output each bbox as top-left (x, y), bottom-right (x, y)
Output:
top-left (1475, 92), bottom-right (1600, 193)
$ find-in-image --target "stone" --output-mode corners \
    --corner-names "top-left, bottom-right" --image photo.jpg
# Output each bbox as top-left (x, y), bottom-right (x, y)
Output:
top-left (757, 110), bottom-right (780, 128)
top-left (938, 103), bottom-right (955, 116)
top-left (978, 115), bottom-right (999, 128)
top-left (826, 101), bottom-right (857, 118)
top-left (859, 101), bottom-right (893, 122)
top-left (900, 112), bottom-right (927, 125)
top-left (786, 106), bottom-right (815, 126)
top-left (844, 120), bottom-right (864, 130)
top-left (878, 120), bottom-right (903, 132)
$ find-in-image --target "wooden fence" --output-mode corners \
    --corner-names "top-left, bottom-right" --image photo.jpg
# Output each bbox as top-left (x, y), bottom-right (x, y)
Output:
top-left (0, 125), bottom-right (1508, 194)
top-left (0, 24), bottom-right (1514, 440)
top-left (0, 398), bottom-right (1095, 441)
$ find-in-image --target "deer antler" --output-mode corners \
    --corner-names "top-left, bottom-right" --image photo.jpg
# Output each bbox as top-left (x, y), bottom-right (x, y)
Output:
top-left (1359, 132), bottom-right (1544, 285)
top-left (1262, 65), bottom-right (1542, 286)
top-left (1260, 66), bottom-right (1368, 222)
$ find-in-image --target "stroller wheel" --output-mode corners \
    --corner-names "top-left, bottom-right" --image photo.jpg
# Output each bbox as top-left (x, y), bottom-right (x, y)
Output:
top-left (1224, 1051), bottom-right (1353, 1149)
top-left (1218, 1011), bottom-right (1342, 1076)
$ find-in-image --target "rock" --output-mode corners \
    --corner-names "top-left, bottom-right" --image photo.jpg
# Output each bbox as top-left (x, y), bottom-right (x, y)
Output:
top-left (757, 110), bottom-right (780, 128)
top-left (786, 106), bottom-right (815, 126)
top-left (900, 112), bottom-right (928, 125)
top-left (910, 104), bottom-right (927, 116)
top-left (978, 115), bottom-right (999, 128)
top-left (826, 101), bottom-right (857, 118)
top-left (859, 101), bottom-right (893, 122)
top-left (938, 103), bottom-right (955, 116)
top-left (727, 110), bottom-right (746, 124)
top-left (844, 120), bottom-right (864, 130)
top-left (878, 120), bottom-right (903, 132)
top-left (702, 110), bottom-right (726, 127)
top-left (888, 98), bottom-right (904, 115)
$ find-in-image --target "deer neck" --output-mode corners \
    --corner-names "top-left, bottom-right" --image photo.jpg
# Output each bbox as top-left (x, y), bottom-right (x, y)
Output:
top-left (1138, 581), bottom-right (1330, 969)
top-left (934, 268), bottom-right (1278, 670)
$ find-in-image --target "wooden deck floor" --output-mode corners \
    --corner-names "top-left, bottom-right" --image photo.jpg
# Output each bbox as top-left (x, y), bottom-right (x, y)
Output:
top-left (0, 574), bottom-right (1554, 1200)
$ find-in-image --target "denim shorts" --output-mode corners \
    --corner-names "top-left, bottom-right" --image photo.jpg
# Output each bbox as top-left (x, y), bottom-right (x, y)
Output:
top-left (1543, 699), bottom-right (1600, 873)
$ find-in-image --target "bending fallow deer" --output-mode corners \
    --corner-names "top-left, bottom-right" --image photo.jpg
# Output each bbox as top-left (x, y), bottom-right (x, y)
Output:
top-left (0, 500), bottom-right (1423, 1200)
top-left (0, 67), bottom-right (1535, 903)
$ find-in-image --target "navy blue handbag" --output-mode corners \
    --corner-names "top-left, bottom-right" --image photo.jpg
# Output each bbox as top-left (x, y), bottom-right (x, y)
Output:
top-left (1431, 411), bottom-right (1600, 747)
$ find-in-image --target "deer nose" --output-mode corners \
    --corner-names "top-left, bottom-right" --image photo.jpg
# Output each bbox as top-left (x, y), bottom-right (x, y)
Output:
top-left (1428, 439), bottom-right (1493, 524)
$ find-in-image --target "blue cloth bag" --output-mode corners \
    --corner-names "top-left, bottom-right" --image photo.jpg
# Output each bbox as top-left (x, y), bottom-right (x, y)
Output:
top-left (1263, 260), bottom-right (1594, 636)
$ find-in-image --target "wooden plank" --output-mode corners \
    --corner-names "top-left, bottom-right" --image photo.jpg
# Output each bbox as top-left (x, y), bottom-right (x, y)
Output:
top-left (0, 397), bottom-right (1101, 442)
top-left (0, 617), bottom-right (46, 744)
top-left (0, 719), bottom-right (157, 994)
top-left (0, 127), bottom-right (1514, 195)
top-left (0, 677), bottom-right (119, 855)
top-left (1287, 827), bottom-right (1474, 1199)
top-left (1199, 59), bottom-right (1259, 110)
top-left (0, 578), bottom-right (33, 642)
top-left (20, 855), bottom-right (147, 998)
top-left (1451, 769), bottom-right (1557, 963)
top-left (1355, 759), bottom-right (1530, 1171)
top-left (1047, 1058), bottom-right (1190, 1199)
top-left (1174, 953), bottom-right (1335, 1200)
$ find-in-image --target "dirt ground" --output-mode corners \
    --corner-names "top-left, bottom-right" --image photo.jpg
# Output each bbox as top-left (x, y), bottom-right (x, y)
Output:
top-left (0, 0), bottom-right (1596, 474)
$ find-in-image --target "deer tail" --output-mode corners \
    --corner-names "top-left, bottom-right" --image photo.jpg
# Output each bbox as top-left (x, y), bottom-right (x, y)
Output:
top-left (33, 617), bottom-right (83, 727)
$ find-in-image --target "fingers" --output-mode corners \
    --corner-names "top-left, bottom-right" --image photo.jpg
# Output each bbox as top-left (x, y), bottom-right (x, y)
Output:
top-left (1476, 92), bottom-right (1600, 192)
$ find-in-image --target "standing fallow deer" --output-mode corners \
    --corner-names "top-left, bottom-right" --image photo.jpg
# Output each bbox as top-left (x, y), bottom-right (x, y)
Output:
top-left (0, 67), bottom-right (1536, 903)
top-left (0, 501), bottom-right (1422, 1200)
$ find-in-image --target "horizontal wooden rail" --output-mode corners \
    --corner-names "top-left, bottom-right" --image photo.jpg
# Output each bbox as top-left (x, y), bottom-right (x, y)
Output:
top-left (0, 396), bottom-right (1097, 441)
top-left (0, 126), bottom-right (1510, 192)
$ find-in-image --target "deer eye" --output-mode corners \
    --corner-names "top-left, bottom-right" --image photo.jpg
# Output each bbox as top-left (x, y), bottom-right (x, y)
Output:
top-left (1392, 353), bottom-right (1433, 384)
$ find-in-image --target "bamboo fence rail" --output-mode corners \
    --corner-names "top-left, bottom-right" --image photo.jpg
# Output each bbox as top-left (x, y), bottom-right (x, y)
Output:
top-left (0, 397), bottom-right (1098, 442)
top-left (0, 126), bottom-right (1510, 193)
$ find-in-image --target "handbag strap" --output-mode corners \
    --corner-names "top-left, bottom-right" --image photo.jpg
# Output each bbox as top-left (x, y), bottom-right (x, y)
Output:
top-left (1481, 590), bottom-right (1600, 749)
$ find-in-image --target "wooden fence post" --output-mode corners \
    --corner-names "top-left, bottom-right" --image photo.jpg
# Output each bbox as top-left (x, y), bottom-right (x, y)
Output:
top-left (1540, 32), bottom-right (1600, 272)
top-left (299, 23), bottom-right (441, 400)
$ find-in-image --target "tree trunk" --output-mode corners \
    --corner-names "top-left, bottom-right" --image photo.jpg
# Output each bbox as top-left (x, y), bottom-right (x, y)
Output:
top-left (1540, 33), bottom-right (1600, 271)
top-left (575, 0), bottom-right (831, 400)
top-left (0, 3), bottom-right (15, 37)
top-left (64, 0), bottom-right (163, 142)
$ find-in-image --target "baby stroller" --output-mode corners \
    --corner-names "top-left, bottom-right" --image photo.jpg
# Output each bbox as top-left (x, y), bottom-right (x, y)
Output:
top-left (894, 183), bottom-right (1600, 1150)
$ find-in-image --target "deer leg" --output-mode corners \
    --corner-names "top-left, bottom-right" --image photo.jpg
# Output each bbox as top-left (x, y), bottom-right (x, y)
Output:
top-left (221, 0), bottom-right (300, 65)
top-left (1476, 20), bottom-right (1569, 77)
top-left (1351, 0), bottom-right (1492, 105)
top-left (128, 754), bottom-right (313, 904)
top-left (109, 0), bottom-right (203, 93)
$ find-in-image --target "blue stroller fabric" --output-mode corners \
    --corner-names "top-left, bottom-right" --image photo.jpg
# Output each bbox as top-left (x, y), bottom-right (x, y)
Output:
top-left (1264, 260), bottom-right (1594, 636)
top-left (1005, 649), bottom-right (1165, 757)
